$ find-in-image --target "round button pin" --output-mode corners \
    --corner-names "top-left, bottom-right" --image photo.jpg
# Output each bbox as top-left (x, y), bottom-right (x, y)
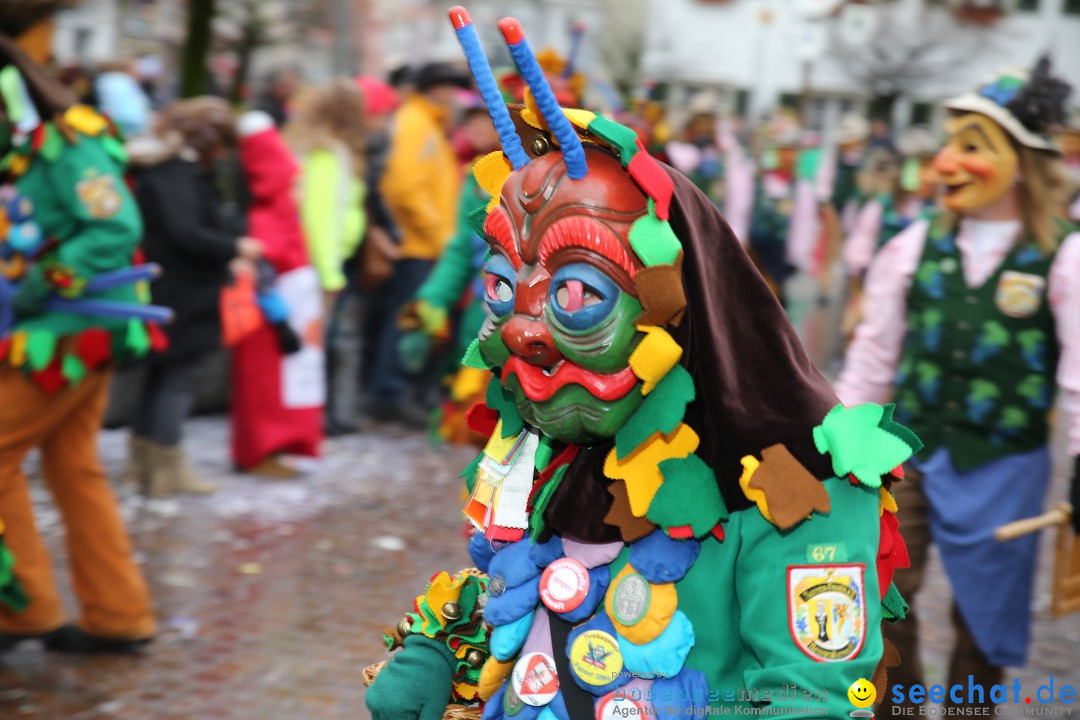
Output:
top-left (611, 572), bottom-right (651, 627)
top-left (540, 557), bottom-right (590, 613)
top-left (569, 630), bottom-right (623, 687)
top-left (511, 652), bottom-right (559, 707)
top-left (596, 690), bottom-right (649, 719)
top-left (503, 681), bottom-right (526, 716)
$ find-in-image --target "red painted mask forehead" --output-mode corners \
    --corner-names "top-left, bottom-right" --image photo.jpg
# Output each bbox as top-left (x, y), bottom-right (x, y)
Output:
top-left (486, 149), bottom-right (649, 279)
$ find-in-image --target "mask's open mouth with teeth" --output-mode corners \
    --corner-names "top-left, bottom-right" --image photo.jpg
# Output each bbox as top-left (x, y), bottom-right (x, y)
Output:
top-left (540, 360), bottom-right (564, 377)
top-left (503, 356), bottom-right (638, 402)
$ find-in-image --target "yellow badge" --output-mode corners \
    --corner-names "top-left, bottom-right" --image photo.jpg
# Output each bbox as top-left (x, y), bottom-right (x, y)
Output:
top-left (788, 564), bottom-right (867, 662)
top-left (76, 174), bottom-right (123, 219)
top-left (995, 271), bottom-right (1045, 319)
top-left (569, 630), bottom-right (623, 687)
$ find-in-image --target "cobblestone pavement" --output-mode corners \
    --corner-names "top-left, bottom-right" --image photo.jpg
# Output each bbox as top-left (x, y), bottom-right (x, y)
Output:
top-left (2, 309), bottom-right (1079, 720)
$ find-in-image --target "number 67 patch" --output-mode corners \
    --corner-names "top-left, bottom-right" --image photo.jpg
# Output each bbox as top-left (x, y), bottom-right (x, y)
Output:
top-left (788, 564), bottom-right (866, 662)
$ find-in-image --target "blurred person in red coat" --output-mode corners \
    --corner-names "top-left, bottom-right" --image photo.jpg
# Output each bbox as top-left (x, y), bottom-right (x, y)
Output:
top-left (230, 111), bottom-right (324, 477)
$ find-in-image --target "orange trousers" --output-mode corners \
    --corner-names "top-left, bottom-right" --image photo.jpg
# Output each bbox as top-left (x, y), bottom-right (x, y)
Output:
top-left (0, 368), bottom-right (154, 639)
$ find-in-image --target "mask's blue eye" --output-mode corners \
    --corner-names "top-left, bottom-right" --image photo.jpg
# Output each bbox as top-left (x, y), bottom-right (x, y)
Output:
top-left (549, 263), bottom-right (620, 331)
top-left (483, 254), bottom-right (516, 317)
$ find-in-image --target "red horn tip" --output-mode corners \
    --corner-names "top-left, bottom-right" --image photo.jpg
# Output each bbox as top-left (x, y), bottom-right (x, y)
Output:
top-left (448, 6), bottom-right (472, 29)
top-left (497, 17), bottom-right (525, 44)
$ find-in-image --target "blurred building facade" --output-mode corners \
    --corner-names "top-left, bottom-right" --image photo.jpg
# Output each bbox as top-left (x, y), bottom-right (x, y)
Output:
top-left (642, 0), bottom-right (1080, 139)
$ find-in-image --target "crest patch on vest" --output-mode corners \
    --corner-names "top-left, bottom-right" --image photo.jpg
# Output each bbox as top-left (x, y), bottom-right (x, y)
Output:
top-left (996, 271), bottom-right (1046, 319)
top-left (76, 174), bottom-right (123, 219)
top-left (788, 563), bottom-right (866, 662)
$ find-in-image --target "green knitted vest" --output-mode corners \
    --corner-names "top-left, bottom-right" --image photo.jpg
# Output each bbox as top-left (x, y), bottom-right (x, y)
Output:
top-left (893, 217), bottom-right (1063, 471)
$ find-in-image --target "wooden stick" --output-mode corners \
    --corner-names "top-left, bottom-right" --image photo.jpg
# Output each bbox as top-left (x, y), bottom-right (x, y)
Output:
top-left (994, 504), bottom-right (1072, 542)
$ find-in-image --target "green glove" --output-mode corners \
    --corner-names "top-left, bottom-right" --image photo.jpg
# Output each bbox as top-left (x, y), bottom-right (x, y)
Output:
top-left (366, 634), bottom-right (455, 720)
top-left (397, 330), bottom-right (431, 375)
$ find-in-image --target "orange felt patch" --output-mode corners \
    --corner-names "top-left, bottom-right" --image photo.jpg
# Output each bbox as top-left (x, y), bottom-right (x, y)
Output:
top-left (605, 480), bottom-right (657, 543)
top-left (872, 634), bottom-right (901, 700)
top-left (634, 258), bottom-right (687, 327)
top-left (747, 444), bottom-right (831, 530)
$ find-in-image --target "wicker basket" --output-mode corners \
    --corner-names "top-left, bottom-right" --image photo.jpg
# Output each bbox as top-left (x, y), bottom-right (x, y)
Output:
top-left (362, 661), bottom-right (483, 720)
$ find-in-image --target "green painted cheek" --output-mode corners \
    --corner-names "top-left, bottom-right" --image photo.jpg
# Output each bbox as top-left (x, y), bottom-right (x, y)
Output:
top-left (505, 376), bottom-right (645, 444)
top-left (478, 320), bottom-right (511, 368)
top-left (550, 293), bottom-right (643, 375)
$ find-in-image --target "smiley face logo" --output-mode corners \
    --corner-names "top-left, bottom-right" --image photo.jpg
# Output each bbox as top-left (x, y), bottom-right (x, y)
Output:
top-left (848, 678), bottom-right (876, 708)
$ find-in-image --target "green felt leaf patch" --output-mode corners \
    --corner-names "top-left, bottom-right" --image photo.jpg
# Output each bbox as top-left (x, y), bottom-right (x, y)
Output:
top-left (646, 454), bottom-right (727, 538)
top-left (615, 364), bottom-right (695, 459)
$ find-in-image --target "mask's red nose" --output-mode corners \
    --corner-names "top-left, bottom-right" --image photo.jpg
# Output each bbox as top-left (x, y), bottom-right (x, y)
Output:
top-left (501, 317), bottom-right (563, 367)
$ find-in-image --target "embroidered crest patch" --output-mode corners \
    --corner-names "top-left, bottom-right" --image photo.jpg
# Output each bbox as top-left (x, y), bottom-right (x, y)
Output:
top-left (788, 564), bottom-right (866, 662)
top-left (76, 174), bottom-right (123, 219)
top-left (996, 271), bottom-right (1046, 319)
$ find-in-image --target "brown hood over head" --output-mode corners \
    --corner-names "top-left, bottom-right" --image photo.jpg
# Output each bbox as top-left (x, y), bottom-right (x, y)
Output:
top-left (544, 165), bottom-right (839, 543)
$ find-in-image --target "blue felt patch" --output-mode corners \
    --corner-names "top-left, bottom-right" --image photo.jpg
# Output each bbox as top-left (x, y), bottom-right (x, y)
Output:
top-left (652, 668), bottom-right (711, 715)
top-left (491, 611), bottom-right (534, 661)
top-left (619, 611), bottom-right (695, 679)
top-left (630, 530), bottom-right (701, 584)
top-left (484, 575), bottom-right (541, 626)
top-left (483, 684), bottom-right (506, 720)
top-left (489, 539), bottom-right (543, 590)
top-left (529, 536), bottom-right (564, 568)
top-left (560, 565), bottom-right (611, 624)
top-left (469, 532), bottom-right (497, 573)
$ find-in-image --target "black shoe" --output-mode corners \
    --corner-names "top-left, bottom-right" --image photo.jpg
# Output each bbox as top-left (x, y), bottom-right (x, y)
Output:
top-left (325, 417), bottom-right (358, 437)
top-left (42, 624), bottom-right (152, 654)
top-left (369, 403), bottom-right (429, 429)
top-left (0, 627), bottom-right (57, 652)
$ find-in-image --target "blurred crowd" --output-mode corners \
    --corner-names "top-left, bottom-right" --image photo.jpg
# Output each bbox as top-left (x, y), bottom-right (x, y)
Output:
top-left (43, 50), bottom-right (1080, 498)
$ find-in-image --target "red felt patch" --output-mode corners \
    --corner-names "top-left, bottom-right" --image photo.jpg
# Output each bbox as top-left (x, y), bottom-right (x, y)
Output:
top-left (0, 337), bottom-right (10, 362)
top-left (76, 328), bottom-right (113, 369)
top-left (31, 360), bottom-right (66, 394)
top-left (710, 522), bottom-right (726, 542)
top-left (539, 445), bottom-right (579, 482)
top-left (487, 525), bottom-right (525, 543)
top-left (628, 140), bottom-right (673, 220)
top-left (667, 525), bottom-right (694, 540)
top-left (890, 465), bottom-right (905, 479)
top-left (465, 402), bottom-right (498, 437)
top-left (146, 323), bottom-right (169, 352)
top-left (876, 511), bottom-right (910, 598)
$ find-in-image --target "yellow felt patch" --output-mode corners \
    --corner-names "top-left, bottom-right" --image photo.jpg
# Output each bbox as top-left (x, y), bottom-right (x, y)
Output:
top-left (478, 656), bottom-right (515, 701)
top-left (521, 88), bottom-right (547, 131)
top-left (0, 516), bottom-right (5, 534)
top-left (64, 105), bottom-right (108, 136)
top-left (454, 682), bottom-right (480, 701)
top-left (450, 367), bottom-right (490, 403)
top-left (628, 325), bottom-right (683, 395)
top-left (9, 154), bottom-right (28, 177)
top-left (604, 423), bottom-right (699, 517)
top-left (739, 455), bottom-right (774, 524)
top-left (880, 487), bottom-right (898, 516)
top-left (564, 108), bottom-right (597, 129)
top-left (605, 563), bottom-right (678, 645)
top-left (473, 151), bottom-right (512, 209)
top-left (421, 571), bottom-right (466, 629)
top-left (9, 332), bottom-right (27, 367)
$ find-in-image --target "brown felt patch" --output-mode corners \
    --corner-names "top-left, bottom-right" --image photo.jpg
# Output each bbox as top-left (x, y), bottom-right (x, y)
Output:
top-left (748, 444), bottom-right (831, 530)
top-left (635, 254), bottom-right (687, 327)
top-left (872, 634), bottom-right (901, 700)
top-left (605, 480), bottom-right (656, 543)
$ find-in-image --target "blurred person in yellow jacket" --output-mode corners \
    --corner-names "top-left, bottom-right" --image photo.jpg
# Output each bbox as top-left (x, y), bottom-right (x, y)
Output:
top-left (370, 62), bottom-right (470, 426)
